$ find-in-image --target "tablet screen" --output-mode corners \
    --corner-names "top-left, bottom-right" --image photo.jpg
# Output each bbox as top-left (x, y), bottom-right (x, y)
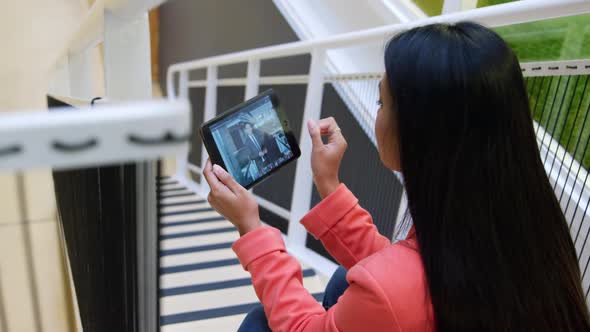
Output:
top-left (209, 95), bottom-right (296, 188)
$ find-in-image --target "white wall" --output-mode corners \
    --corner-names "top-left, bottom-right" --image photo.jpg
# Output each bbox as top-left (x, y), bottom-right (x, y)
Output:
top-left (0, 1), bottom-right (104, 331)
top-left (0, 0), bottom-right (104, 111)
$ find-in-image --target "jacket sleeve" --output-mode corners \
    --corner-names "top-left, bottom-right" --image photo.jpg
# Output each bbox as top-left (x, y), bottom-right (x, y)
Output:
top-left (232, 226), bottom-right (400, 332)
top-left (300, 184), bottom-right (392, 270)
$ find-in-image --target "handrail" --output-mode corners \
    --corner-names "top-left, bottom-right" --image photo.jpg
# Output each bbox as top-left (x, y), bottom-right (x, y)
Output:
top-left (167, 0), bottom-right (590, 97)
top-left (0, 99), bottom-right (190, 171)
top-left (183, 60), bottom-right (590, 89)
top-left (186, 73), bottom-right (386, 88)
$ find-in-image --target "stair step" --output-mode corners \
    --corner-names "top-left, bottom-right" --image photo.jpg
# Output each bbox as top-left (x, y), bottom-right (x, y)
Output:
top-left (160, 292), bottom-right (324, 327)
top-left (157, 183), bottom-right (324, 332)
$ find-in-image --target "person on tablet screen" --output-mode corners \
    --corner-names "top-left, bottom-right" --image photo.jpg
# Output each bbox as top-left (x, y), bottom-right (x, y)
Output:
top-left (242, 122), bottom-right (272, 172)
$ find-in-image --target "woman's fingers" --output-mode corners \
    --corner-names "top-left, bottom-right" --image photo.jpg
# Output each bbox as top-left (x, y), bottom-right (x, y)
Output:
top-left (203, 159), bottom-right (232, 196)
top-left (203, 159), bottom-right (218, 188)
top-left (309, 117), bottom-right (347, 152)
top-left (310, 117), bottom-right (344, 142)
top-left (308, 117), bottom-right (346, 200)
top-left (307, 120), bottom-right (324, 149)
top-left (201, 160), bottom-right (261, 235)
top-left (318, 117), bottom-right (339, 133)
top-left (212, 164), bottom-right (242, 195)
top-left (318, 117), bottom-right (346, 145)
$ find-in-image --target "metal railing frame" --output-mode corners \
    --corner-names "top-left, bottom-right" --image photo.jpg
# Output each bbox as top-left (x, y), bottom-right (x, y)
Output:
top-left (167, 0), bottom-right (590, 277)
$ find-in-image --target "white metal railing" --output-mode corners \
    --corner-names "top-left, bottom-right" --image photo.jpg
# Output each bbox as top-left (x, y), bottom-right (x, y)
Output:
top-left (167, 0), bottom-right (590, 277)
top-left (167, 0), bottom-right (589, 82)
top-left (0, 98), bottom-right (190, 332)
top-left (0, 100), bottom-right (190, 171)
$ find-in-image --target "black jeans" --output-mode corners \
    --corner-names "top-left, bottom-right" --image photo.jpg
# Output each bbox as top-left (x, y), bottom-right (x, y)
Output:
top-left (237, 266), bottom-right (349, 332)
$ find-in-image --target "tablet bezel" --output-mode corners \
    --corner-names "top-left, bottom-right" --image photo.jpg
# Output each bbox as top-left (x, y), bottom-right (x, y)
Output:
top-left (199, 89), bottom-right (301, 190)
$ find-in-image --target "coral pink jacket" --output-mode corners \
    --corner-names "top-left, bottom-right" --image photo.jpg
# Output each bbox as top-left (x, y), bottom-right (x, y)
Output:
top-left (232, 184), bottom-right (434, 331)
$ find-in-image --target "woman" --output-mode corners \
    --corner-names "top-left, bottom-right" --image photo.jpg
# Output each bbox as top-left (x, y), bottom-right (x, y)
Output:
top-left (203, 22), bottom-right (590, 331)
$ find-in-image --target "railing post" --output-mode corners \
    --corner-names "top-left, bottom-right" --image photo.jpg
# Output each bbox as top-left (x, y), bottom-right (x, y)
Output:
top-left (174, 70), bottom-right (190, 182)
top-left (200, 65), bottom-right (218, 195)
top-left (178, 70), bottom-right (189, 99)
top-left (245, 59), bottom-right (261, 100)
top-left (166, 69), bottom-right (177, 100)
top-left (442, 0), bottom-right (461, 14)
top-left (287, 49), bottom-right (326, 248)
top-left (103, 10), bottom-right (157, 332)
top-left (442, 0), bottom-right (476, 14)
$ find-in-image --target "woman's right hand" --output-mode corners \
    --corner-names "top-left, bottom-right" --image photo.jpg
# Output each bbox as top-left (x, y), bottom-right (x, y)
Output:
top-left (307, 117), bottom-right (347, 199)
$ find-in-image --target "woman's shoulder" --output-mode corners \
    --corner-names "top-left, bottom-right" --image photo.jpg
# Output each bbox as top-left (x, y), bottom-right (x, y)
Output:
top-left (356, 240), bottom-right (425, 293)
top-left (350, 241), bottom-right (434, 330)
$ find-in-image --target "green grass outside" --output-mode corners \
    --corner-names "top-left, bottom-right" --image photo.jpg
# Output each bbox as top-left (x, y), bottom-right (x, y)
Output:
top-left (412, 0), bottom-right (443, 17)
top-left (525, 76), bottom-right (590, 169)
top-left (411, 0), bottom-right (514, 17)
top-left (495, 14), bottom-right (590, 169)
top-left (410, 0), bottom-right (590, 169)
top-left (477, 0), bottom-right (515, 8)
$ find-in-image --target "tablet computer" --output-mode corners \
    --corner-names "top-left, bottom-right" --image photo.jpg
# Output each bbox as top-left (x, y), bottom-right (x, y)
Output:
top-left (200, 89), bottom-right (301, 189)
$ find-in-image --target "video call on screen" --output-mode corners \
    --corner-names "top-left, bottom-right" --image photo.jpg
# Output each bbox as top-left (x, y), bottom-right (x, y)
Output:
top-left (210, 96), bottom-right (294, 187)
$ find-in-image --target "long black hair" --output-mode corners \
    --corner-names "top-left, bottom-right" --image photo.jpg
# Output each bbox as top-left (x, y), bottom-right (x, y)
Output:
top-left (385, 22), bottom-right (590, 331)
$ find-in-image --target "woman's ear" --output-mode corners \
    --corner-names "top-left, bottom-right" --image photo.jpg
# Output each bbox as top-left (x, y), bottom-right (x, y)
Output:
top-left (375, 77), bottom-right (402, 172)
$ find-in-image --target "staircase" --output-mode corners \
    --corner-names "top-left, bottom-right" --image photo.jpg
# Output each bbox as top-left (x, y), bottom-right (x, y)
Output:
top-left (157, 176), bottom-right (325, 331)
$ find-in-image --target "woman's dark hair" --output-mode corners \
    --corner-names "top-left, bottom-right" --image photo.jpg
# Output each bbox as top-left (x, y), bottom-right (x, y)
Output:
top-left (385, 22), bottom-right (590, 331)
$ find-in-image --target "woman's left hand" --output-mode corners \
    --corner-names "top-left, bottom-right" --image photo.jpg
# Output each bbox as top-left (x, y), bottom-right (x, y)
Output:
top-left (203, 159), bottom-right (262, 236)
